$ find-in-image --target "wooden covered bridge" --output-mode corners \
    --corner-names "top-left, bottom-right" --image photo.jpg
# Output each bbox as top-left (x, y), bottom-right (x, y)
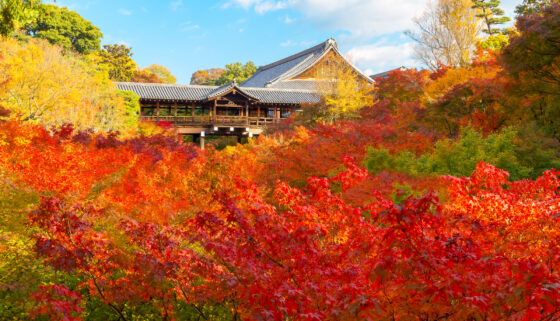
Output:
top-left (117, 38), bottom-right (373, 147)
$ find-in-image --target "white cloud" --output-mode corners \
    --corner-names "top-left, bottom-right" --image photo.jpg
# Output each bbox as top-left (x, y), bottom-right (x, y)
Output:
top-left (280, 39), bottom-right (316, 47)
top-left (280, 40), bottom-right (297, 47)
top-left (226, 0), bottom-right (426, 39)
top-left (170, 0), bottom-right (183, 11)
top-left (118, 9), bottom-right (132, 15)
top-left (345, 41), bottom-right (417, 74)
top-left (180, 21), bottom-right (200, 32)
top-left (283, 15), bottom-right (295, 24)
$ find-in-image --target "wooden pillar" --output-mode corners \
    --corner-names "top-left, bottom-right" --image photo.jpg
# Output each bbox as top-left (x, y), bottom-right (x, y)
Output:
top-left (257, 105), bottom-right (260, 126)
top-left (245, 102), bottom-right (249, 125)
top-left (156, 101), bottom-right (160, 121)
top-left (200, 136), bottom-right (205, 150)
top-left (213, 100), bottom-right (217, 123)
top-left (173, 102), bottom-right (178, 123)
top-left (191, 104), bottom-right (195, 122)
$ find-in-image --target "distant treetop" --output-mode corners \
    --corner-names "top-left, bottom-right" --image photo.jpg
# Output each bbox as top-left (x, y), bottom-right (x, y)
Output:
top-left (190, 68), bottom-right (225, 85)
top-left (215, 62), bottom-right (257, 86)
top-left (515, 0), bottom-right (554, 15)
top-left (471, 0), bottom-right (511, 35)
top-left (145, 64), bottom-right (176, 84)
top-left (24, 4), bottom-right (103, 54)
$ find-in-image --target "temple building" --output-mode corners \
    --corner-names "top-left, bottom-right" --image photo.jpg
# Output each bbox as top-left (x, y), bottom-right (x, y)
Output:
top-left (117, 38), bottom-right (373, 144)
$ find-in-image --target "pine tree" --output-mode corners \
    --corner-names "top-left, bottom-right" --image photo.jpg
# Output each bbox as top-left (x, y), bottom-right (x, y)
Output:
top-left (472, 0), bottom-right (511, 35)
top-left (515, 0), bottom-right (553, 16)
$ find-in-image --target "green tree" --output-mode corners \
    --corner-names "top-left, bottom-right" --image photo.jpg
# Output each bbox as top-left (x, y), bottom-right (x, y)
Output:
top-left (364, 127), bottom-right (560, 180)
top-left (116, 89), bottom-right (140, 128)
top-left (91, 44), bottom-right (138, 81)
top-left (0, 0), bottom-right (40, 37)
top-left (472, 0), bottom-right (511, 35)
top-left (23, 4), bottom-right (102, 54)
top-left (479, 33), bottom-right (509, 50)
top-left (144, 64), bottom-right (176, 84)
top-left (515, 0), bottom-right (553, 15)
top-left (215, 61), bottom-right (256, 86)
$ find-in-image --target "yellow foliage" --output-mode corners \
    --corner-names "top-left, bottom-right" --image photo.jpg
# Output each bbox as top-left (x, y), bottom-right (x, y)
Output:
top-left (409, 0), bottom-right (482, 69)
top-left (423, 64), bottom-right (499, 103)
top-left (0, 38), bottom-right (132, 132)
top-left (315, 63), bottom-right (375, 123)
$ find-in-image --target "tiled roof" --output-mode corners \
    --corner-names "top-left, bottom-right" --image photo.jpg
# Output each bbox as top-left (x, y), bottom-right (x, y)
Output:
top-left (117, 82), bottom-right (217, 100)
top-left (117, 82), bottom-right (320, 105)
top-left (205, 82), bottom-right (260, 101)
top-left (241, 41), bottom-right (328, 88)
top-left (268, 79), bottom-right (320, 91)
top-left (243, 87), bottom-right (320, 104)
top-left (240, 38), bottom-right (373, 89)
top-left (370, 66), bottom-right (407, 80)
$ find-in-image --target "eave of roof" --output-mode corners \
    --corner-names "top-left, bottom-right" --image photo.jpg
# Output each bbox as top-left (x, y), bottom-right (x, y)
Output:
top-left (205, 82), bottom-right (260, 101)
top-left (116, 82), bottom-right (320, 105)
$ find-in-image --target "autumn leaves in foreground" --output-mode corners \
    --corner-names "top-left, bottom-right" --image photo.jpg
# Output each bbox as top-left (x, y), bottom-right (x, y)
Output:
top-left (1, 120), bottom-right (559, 320)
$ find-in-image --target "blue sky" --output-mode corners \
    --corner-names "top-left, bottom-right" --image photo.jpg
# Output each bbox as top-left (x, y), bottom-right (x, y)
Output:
top-left (47, 0), bottom-right (522, 84)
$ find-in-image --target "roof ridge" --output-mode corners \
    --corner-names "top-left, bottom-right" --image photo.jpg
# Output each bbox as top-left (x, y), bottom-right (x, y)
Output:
top-left (244, 87), bottom-right (318, 93)
top-left (117, 82), bottom-right (219, 89)
top-left (257, 39), bottom-right (333, 71)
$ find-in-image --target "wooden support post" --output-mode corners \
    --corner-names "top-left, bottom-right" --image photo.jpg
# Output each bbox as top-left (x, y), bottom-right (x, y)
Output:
top-left (213, 100), bottom-right (217, 123)
top-left (173, 102), bottom-right (178, 123)
top-left (191, 104), bottom-right (195, 122)
top-left (257, 105), bottom-right (260, 126)
top-left (245, 102), bottom-right (249, 125)
top-left (200, 136), bottom-right (205, 150)
top-left (156, 101), bottom-right (160, 122)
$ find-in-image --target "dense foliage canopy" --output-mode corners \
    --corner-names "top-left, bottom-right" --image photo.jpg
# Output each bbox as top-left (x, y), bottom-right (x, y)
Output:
top-left (2, 1), bottom-right (560, 320)
top-left (24, 4), bottom-right (103, 54)
top-left (215, 61), bottom-right (257, 86)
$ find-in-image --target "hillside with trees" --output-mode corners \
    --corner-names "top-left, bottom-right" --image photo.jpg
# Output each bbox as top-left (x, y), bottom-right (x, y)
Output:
top-left (2, 0), bottom-right (560, 320)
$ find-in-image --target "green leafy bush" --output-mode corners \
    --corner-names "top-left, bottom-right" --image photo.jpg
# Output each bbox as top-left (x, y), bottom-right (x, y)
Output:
top-left (365, 127), bottom-right (560, 180)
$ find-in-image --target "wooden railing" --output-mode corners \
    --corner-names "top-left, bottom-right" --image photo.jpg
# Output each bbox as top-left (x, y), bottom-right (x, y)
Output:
top-left (140, 116), bottom-right (280, 126)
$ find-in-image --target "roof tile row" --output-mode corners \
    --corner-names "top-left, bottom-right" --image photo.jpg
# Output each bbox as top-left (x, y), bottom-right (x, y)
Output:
top-left (117, 82), bottom-right (320, 104)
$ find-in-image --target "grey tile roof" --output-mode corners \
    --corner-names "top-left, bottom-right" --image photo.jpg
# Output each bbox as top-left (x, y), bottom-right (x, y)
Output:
top-left (243, 88), bottom-right (320, 104)
top-left (370, 67), bottom-right (407, 80)
top-left (240, 38), bottom-right (374, 89)
top-left (268, 79), bottom-right (320, 91)
top-left (240, 41), bottom-right (328, 88)
top-left (205, 82), bottom-right (260, 101)
top-left (117, 82), bottom-right (217, 100)
top-left (117, 82), bottom-right (320, 105)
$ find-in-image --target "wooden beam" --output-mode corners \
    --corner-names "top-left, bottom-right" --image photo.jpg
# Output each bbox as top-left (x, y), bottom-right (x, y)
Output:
top-left (257, 105), bottom-right (260, 126)
top-left (174, 102), bottom-right (178, 119)
top-left (191, 103), bottom-right (195, 122)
